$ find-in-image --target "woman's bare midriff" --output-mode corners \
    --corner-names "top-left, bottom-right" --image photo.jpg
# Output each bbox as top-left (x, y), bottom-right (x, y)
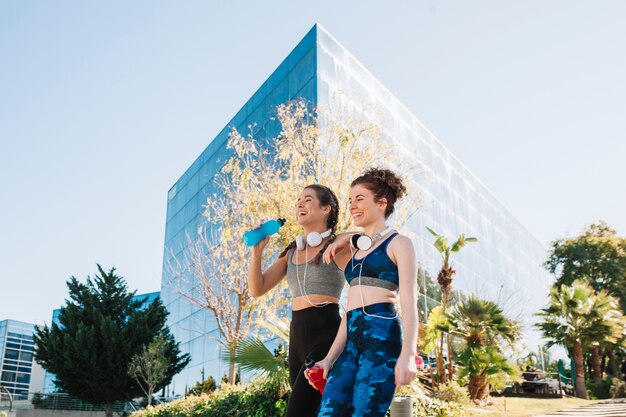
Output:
top-left (347, 285), bottom-right (396, 311)
top-left (292, 294), bottom-right (340, 311)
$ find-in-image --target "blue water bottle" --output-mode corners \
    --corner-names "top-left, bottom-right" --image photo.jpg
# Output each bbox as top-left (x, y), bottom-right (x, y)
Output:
top-left (242, 218), bottom-right (286, 246)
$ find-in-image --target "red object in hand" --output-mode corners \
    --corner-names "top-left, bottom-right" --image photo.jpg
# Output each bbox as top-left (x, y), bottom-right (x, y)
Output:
top-left (415, 356), bottom-right (424, 368)
top-left (304, 365), bottom-right (326, 394)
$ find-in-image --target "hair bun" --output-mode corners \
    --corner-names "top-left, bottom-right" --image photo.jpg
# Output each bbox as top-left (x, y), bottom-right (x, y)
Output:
top-left (351, 167), bottom-right (406, 219)
top-left (362, 168), bottom-right (406, 200)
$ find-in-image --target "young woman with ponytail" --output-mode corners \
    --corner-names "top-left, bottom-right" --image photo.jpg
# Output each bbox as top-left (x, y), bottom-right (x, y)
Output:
top-left (248, 184), bottom-right (345, 417)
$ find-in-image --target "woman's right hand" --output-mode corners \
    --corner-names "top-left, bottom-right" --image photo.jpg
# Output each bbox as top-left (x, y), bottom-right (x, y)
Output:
top-left (315, 357), bottom-right (334, 379)
top-left (250, 236), bottom-right (270, 256)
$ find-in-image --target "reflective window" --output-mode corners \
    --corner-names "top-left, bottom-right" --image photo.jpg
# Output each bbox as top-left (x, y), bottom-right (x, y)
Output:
top-left (1, 371), bottom-right (16, 382)
top-left (5, 349), bottom-right (19, 360)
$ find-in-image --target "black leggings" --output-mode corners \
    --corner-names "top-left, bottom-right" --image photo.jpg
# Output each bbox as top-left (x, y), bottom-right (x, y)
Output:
top-left (285, 303), bottom-right (341, 417)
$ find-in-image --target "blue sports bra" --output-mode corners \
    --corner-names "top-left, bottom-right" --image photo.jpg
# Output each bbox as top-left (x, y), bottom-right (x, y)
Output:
top-left (344, 233), bottom-right (399, 291)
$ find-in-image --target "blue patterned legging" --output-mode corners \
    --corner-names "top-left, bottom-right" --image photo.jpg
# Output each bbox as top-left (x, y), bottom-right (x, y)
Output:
top-left (317, 303), bottom-right (402, 417)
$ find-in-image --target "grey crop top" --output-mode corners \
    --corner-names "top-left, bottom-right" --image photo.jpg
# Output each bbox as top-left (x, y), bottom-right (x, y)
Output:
top-left (285, 249), bottom-right (345, 299)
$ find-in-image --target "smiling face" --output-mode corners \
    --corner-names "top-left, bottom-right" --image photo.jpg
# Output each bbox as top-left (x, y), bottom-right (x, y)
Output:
top-left (295, 188), bottom-right (329, 227)
top-left (349, 184), bottom-right (387, 227)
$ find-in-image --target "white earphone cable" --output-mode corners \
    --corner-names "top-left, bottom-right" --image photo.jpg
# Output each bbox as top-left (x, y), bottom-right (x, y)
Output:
top-left (295, 245), bottom-right (333, 308)
top-left (350, 228), bottom-right (399, 320)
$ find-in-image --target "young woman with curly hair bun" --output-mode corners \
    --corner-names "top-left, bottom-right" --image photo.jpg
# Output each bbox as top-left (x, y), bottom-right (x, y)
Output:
top-left (316, 168), bottom-right (419, 417)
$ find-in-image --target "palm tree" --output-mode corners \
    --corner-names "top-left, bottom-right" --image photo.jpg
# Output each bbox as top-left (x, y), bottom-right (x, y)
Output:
top-left (580, 288), bottom-right (626, 382)
top-left (222, 313), bottom-right (290, 394)
top-left (446, 295), bottom-right (520, 400)
top-left (535, 280), bottom-right (625, 398)
top-left (426, 227), bottom-right (477, 382)
top-left (426, 227), bottom-right (478, 309)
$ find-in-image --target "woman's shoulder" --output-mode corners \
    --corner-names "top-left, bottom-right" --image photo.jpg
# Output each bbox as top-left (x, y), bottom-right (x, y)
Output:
top-left (388, 233), bottom-right (415, 251)
top-left (387, 233), bottom-right (416, 267)
top-left (276, 248), bottom-right (292, 265)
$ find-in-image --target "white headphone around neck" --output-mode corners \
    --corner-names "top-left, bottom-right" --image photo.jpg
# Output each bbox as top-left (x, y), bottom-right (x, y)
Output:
top-left (349, 227), bottom-right (392, 251)
top-left (296, 229), bottom-right (332, 250)
top-left (348, 226), bottom-right (398, 320)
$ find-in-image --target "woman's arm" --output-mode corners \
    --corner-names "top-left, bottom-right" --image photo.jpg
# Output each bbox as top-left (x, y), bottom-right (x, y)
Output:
top-left (391, 235), bottom-right (418, 386)
top-left (316, 313), bottom-right (348, 378)
top-left (248, 237), bottom-right (289, 297)
top-left (323, 231), bottom-right (358, 268)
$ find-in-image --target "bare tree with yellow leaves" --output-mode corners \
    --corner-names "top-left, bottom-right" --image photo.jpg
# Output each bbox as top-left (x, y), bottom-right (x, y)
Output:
top-left (169, 99), bottom-right (420, 383)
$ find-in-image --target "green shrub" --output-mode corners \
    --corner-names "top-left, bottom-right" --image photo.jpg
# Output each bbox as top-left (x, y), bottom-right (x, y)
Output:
top-left (433, 380), bottom-right (470, 405)
top-left (384, 396), bottom-right (465, 417)
top-left (134, 378), bottom-right (286, 417)
top-left (587, 379), bottom-right (613, 399)
top-left (390, 378), bottom-right (465, 416)
top-left (610, 378), bottom-right (626, 399)
top-left (135, 378), bottom-right (465, 417)
top-left (413, 396), bottom-right (465, 417)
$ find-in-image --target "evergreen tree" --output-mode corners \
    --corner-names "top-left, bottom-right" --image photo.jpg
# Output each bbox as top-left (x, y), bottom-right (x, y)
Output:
top-left (187, 376), bottom-right (217, 396)
top-left (34, 265), bottom-right (190, 417)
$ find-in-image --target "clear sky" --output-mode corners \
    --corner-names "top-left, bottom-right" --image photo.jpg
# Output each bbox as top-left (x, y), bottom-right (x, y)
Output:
top-left (1, 1), bottom-right (625, 326)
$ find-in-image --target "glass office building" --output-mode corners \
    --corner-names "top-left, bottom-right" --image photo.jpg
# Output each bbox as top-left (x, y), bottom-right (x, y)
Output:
top-left (161, 24), bottom-right (552, 391)
top-left (0, 319), bottom-right (45, 399)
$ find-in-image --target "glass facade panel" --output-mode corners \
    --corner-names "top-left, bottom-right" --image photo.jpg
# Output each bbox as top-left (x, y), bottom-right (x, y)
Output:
top-left (161, 24), bottom-right (551, 391)
top-left (0, 319), bottom-right (40, 398)
top-left (5, 349), bottom-right (18, 360)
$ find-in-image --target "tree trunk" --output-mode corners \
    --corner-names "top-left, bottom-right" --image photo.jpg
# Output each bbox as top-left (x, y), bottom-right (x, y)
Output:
top-left (429, 367), bottom-right (436, 389)
top-left (147, 387), bottom-right (154, 407)
top-left (438, 267), bottom-right (453, 310)
top-left (447, 333), bottom-right (454, 382)
top-left (591, 345), bottom-right (602, 382)
top-left (469, 374), bottom-right (488, 400)
top-left (228, 360), bottom-right (236, 384)
top-left (226, 340), bottom-right (237, 384)
top-left (437, 332), bottom-right (446, 383)
top-left (104, 402), bottom-right (113, 417)
top-left (608, 349), bottom-right (619, 377)
top-left (436, 263), bottom-right (454, 384)
top-left (573, 341), bottom-right (588, 399)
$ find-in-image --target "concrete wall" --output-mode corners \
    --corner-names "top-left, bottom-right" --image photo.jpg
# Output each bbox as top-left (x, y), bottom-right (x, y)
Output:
top-left (29, 362), bottom-right (46, 394)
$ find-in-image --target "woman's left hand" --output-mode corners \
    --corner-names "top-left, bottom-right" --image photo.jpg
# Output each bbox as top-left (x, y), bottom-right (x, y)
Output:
top-left (395, 353), bottom-right (417, 387)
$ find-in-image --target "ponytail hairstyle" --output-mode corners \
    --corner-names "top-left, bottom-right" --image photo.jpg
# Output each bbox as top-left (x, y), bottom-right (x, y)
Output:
top-left (279, 184), bottom-right (340, 264)
top-left (351, 168), bottom-right (406, 219)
